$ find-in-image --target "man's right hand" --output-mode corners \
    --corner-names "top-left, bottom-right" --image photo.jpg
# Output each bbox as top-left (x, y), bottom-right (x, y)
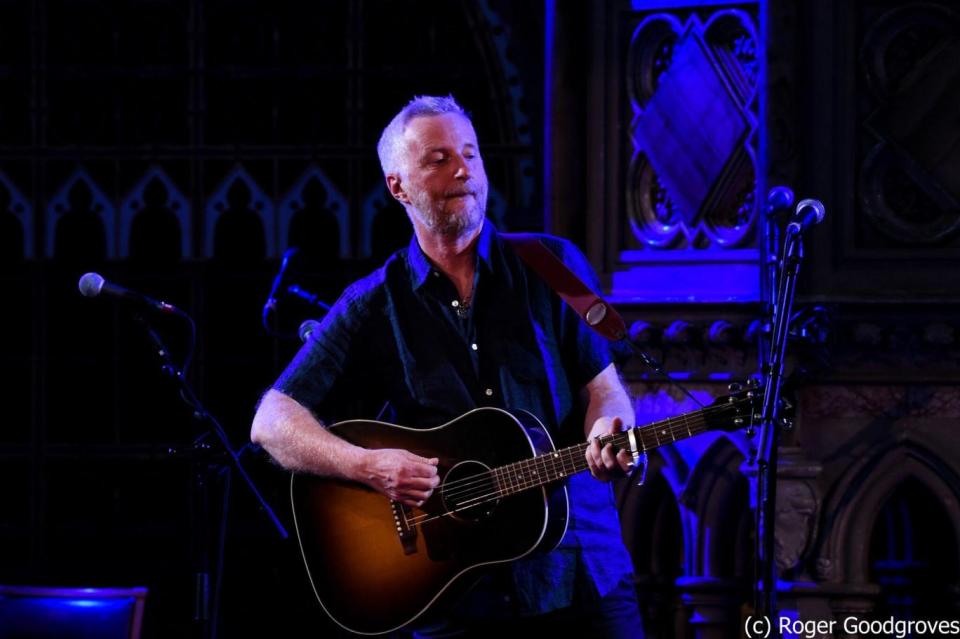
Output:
top-left (359, 449), bottom-right (440, 507)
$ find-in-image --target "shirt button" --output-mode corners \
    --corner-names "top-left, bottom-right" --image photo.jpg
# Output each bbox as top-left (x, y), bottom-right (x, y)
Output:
top-left (471, 343), bottom-right (478, 351)
top-left (433, 271), bottom-right (440, 277)
top-left (451, 300), bottom-right (460, 308)
top-left (484, 388), bottom-right (493, 397)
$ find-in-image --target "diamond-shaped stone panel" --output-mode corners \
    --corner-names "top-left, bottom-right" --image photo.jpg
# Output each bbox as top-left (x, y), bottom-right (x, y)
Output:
top-left (867, 38), bottom-right (960, 208)
top-left (633, 27), bottom-right (750, 227)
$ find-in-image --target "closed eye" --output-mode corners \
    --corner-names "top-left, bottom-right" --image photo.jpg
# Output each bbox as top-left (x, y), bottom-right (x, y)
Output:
top-left (422, 154), bottom-right (447, 167)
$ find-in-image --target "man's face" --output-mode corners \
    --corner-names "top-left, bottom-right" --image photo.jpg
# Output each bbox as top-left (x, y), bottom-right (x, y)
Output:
top-left (391, 113), bottom-right (488, 238)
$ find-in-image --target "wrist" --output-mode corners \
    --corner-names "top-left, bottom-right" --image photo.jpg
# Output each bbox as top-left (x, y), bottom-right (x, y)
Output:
top-left (347, 447), bottom-right (372, 484)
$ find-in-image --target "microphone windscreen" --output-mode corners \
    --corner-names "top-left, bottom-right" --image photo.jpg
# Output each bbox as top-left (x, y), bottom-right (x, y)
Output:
top-left (78, 272), bottom-right (106, 298)
top-left (767, 186), bottom-right (795, 211)
top-left (796, 199), bottom-right (826, 224)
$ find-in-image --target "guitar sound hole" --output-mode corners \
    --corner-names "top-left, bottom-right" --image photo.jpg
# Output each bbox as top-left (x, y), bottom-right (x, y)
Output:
top-left (441, 460), bottom-right (499, 522)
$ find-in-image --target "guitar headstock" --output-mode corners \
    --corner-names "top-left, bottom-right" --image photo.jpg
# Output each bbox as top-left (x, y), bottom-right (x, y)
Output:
top-left (705, 379), bottom-right (763, 434)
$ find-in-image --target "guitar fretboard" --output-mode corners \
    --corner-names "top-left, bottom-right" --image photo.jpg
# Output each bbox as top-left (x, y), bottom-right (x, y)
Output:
top-left (491, 402), bottom-right (729, 498)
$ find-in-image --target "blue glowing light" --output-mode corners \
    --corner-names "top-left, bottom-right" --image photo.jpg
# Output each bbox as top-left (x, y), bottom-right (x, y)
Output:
top-left (707, 372), bottom-right (733, 380)
top-left (64, 598), bottom-right (126, 609)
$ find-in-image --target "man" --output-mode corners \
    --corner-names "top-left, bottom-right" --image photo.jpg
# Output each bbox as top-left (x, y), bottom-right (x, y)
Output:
top-left (251, 95), bottom-right (643, 637)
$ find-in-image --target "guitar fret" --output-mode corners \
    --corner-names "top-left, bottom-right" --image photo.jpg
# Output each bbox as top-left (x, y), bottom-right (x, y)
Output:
top-left (493, 466), bottom-right (505, 497)
top-left (666, 423), bottom-right (676, 442)
top-left (489, 397), bottom-right (744, 500)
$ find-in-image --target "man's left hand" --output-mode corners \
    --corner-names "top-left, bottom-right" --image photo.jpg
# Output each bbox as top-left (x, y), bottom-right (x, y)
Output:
top-left (585, 416), bottom-right (634, 482)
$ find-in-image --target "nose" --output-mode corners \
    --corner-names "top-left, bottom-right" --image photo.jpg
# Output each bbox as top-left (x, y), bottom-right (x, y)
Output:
top-left (453, 155), bottom-right (471, 180)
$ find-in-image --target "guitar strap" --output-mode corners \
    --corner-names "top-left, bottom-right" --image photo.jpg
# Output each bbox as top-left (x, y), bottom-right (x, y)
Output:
top-left (502, 233), bottom-right (627, 343)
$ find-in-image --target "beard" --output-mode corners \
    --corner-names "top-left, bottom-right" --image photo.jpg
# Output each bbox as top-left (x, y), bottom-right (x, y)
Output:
top-left (408, 181), bottom-right (488, 238)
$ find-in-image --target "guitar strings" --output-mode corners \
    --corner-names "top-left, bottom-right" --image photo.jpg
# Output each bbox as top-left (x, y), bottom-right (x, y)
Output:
top-left (431, 403), bottom-right (730, 504)
top-left (406, 405), bottom-right (732, 526)
top-left (408, 407), bottom-right (695, 525)
top-left (434, 401), bottom-right (734, 502)
top-left (411, 402), bottom-right (741, 515)
top-left (435, 417), bottom-right (691, 505)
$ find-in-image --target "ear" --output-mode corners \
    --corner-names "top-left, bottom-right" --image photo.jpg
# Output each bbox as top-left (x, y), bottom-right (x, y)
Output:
top-left (386, 175), bottom-right (410, 204)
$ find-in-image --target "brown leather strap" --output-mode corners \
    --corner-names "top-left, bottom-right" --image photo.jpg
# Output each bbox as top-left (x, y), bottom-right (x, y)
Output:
top-left (503, 233), bottom-right (626, 342)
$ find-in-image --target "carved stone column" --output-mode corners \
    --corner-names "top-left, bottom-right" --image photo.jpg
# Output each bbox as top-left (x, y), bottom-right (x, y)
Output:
top-left (774, 447), bottom-right (822, 578)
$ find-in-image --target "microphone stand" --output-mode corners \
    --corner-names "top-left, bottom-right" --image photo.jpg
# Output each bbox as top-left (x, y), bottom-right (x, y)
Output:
top-left (260, 247), bottom-right (332, 340)
top-left (753, 223), bottom-right (806, 629)
top-left (133, 313), bottom-right (288, 639)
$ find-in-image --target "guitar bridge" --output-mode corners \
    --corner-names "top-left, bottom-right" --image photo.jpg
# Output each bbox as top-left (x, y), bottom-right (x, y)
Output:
top-left (390, 500), bottom-right (418, 555)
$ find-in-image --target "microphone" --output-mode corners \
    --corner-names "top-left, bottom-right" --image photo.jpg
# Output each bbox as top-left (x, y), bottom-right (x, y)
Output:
top-left (787, 199), bottom-right (826, 234)
top-left (263, 248), bottom-right (299, 316)
top-left (78, 272), bottom-right (179, 314)
top-left (298, 319), bottom-right (321, 343)
top-left (765, 186), bottom-right (795, 215)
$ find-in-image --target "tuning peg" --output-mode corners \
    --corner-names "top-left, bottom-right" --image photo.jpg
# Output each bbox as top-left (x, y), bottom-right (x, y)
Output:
top-left (744, 425), bottom-right (756, 438)
top-left (780, 417), bottom-right (794, 431)
top-left (728, 382), bottom-right (743, 392)
top-left (745, 378), bottom-right (760, 389)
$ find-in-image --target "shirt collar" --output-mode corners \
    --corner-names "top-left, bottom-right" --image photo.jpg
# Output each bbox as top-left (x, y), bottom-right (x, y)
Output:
top-left (407, 219), bottom-right (497, 290)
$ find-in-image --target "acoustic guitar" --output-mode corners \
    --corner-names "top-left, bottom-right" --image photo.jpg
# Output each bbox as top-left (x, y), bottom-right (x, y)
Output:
top-left (291, 386), bottom-right (760, 635)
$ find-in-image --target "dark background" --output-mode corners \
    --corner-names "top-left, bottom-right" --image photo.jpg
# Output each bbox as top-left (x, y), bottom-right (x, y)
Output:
top-left (3, 1), bottom-right (960, 637)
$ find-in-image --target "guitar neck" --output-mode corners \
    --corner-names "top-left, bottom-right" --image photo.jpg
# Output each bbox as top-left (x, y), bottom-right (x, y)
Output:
top-left (493, 405), bottom-right (719, 497)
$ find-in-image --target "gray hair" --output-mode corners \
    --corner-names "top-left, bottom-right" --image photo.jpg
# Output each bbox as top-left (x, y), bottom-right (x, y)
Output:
top-left (376, 95), bottom-right (470, 176)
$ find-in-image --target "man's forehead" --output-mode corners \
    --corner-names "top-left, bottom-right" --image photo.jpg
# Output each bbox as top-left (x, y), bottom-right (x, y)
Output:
top-left (403, 113), bottom-right (477, 147)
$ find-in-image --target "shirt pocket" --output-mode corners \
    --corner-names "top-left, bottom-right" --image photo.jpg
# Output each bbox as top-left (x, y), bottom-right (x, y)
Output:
top-left (498, 341), bottom-right (552, 417)
top-left (503, 341), bottom-right (547, 383)
top-left (407, 357), bottom-right (474, 418)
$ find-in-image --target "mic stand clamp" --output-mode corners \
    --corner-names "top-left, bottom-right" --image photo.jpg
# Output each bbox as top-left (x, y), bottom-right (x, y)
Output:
top-left (134, 314), bottom-right (288, 639)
